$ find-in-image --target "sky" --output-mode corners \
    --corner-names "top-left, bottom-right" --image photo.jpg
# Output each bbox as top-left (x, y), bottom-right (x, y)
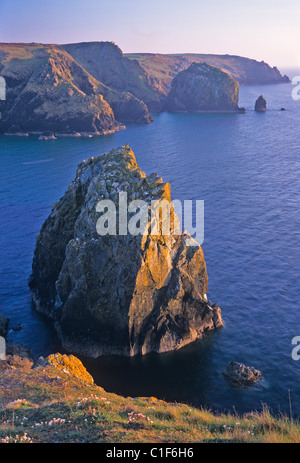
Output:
top-left (0, 0), bottom-right (299, 68)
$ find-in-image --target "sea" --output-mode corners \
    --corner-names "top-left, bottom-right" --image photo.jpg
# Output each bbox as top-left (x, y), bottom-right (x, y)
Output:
top-left (0, 69), bottom-right (299, 417)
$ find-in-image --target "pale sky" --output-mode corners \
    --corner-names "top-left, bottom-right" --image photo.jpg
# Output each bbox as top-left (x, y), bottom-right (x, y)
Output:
top-left (0, 0), bottom-right (299, 68)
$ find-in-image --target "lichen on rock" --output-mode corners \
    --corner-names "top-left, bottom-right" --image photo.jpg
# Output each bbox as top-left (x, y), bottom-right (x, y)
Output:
top-left (34, 353), bottom-right (94, 384)
top-left (29, 145), bottom-right (223, 357)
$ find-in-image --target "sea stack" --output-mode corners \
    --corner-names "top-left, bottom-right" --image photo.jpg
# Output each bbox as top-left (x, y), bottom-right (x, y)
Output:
top-left (165, 62), bottom-right (240, 112)
top-left (255, 95), bottom-right (267, 112)
top-left (29, 145), bottom-right (223, 357)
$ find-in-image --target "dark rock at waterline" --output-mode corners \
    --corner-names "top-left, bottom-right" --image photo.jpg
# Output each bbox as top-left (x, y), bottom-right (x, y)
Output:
top-left (223, 361), bottom-right (261, 386)
top-left (0, 314), bottom-right (9, 338)
top-left (255, 95), bottom-right (267, 112)
top-left (29, 145), bottom-right (223, 358)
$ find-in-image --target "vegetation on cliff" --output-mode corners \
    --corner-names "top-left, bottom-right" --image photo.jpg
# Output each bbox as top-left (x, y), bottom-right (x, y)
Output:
top-left (0, 351), bottom-right (299, 443)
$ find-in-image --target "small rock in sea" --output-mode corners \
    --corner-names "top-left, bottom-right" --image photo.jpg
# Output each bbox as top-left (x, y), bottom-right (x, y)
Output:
top-left (280, 107), bottom-right (286, 111)
top-left (223, 361), bottom-right (261, 386)
top-left (254, 95), bottom-right (267, 112)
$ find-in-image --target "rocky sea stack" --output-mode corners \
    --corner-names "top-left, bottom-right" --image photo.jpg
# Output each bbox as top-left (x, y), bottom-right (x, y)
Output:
top-left (166, 62), bottom-right (241, 112)
top-left (255, 95), bottom-right (267, 112)
top-left (29, 146), bottom-right (223, 357)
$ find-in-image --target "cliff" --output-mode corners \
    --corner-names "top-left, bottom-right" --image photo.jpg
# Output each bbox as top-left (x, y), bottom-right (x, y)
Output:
top-left (61, 41), bottom-right (164, 112)
top-left (166, 62), bottom-right (240, 112)
top-left (0, 42), bottom-right (290, 126)
top-left (29, 145), bottom-right (223, 357)
top-left (126, 52), bottom-right (290, 102)
top-left (0, 43), bottom-right (151, 135)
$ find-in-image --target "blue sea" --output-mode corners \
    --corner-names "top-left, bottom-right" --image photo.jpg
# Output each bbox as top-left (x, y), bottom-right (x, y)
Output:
top-left (0, 76), bottom-right (299, 416)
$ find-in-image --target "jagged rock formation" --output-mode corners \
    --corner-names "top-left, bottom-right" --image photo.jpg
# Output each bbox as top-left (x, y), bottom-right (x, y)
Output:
top-left (0, 43), bottom-right (152, 135)
top-left (223, 361), bottom-right (261, 386)
top-left (29, 145), bottom-right (223, 357)
top-left (255, 95), bottom-right (267, 112)
top-left (166, 63), bottom-right (241, 112)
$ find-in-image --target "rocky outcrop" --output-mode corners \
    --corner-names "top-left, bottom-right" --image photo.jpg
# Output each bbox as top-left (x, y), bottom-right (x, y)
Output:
top-left (223, 361), bottom-right (261, 386)
top-left (166, 63), bottom-right (241, 112)
top-left (34, 353), bottom-right (94, 383)
top-left (255, 95), bottom-right (267, 112)
top-left (29, 145), bottom-right (223, 357)
top-left (0, 43), bottom-right (152, 135)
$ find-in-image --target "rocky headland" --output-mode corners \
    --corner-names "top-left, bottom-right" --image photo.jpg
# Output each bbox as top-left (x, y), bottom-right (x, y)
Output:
top-left (0, 43), bottom-right (152, 136)
top-left (0, 42), bottom-right (291, 134)
top-left (165, 62), bottom-right (242, 112)
top-left (29, 145), bottom-right (223, 357)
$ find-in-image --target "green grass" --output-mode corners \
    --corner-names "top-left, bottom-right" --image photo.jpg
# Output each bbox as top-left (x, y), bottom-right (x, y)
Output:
top-left (0, 365), bottom-right (299, 443)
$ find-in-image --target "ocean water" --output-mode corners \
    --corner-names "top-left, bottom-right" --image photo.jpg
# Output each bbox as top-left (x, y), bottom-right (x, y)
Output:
top-left (0, 80), bottom-right (299, 416)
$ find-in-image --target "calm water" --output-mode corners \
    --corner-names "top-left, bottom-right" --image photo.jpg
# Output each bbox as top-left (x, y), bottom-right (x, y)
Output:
top-left (0, 80), bottom-right (299, 416)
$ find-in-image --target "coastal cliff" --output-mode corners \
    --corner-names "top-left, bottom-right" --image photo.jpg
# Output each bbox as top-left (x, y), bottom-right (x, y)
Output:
top-left (166, 62), bottom-right (240, 112)
top-left (29, 146), bottom-right (223, 357)
top-left (0, 42), bottom-right (291, 130)
top-left (0, 43), bottom-right (151, 135)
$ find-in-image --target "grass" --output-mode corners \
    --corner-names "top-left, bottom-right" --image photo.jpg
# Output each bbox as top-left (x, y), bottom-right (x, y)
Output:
top-left (0, 364), bottom-right (299, 443)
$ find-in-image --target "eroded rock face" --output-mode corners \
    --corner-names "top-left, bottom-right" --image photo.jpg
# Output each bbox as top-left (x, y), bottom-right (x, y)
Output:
top-left (0, 44), bottom-right (151, 135)
top-left (166, 62), bottom-right (240, 112)
top-left (29, 146), bottom-right (223, 357)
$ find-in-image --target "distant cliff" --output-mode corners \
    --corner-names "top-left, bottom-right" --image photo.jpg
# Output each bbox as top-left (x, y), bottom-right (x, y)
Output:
top-left (0, 41), bottom-right (290, 133)
top-left (0, 43), bottom-right (152, 135)
top-left (61, 42), bottom-right (290, 113)
top-left (166, 62), bottom-right (241, 112)
top-left (29, 146), bottom-right (223, 357)
top-left (126, 52), bottom-right (290, 108)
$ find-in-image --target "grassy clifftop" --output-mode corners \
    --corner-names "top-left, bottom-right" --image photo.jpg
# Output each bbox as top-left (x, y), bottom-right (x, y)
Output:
top-left (0, 352), bottom-right (299, 443)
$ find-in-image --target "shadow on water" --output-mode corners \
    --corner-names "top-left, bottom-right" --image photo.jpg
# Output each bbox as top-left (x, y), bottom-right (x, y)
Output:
top-left (80, 332), bottom-right (218, 408)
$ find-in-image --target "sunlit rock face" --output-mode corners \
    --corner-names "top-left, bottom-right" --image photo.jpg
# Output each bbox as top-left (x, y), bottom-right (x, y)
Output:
top-left (29, 146), bottom-right (223, 357)
top-left (166, 62), bottom-right (240, 112)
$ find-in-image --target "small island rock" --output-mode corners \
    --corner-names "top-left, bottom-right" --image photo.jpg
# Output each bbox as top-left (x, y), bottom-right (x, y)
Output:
top-left (255, 95), bottom-right (267, 112)
top-left (223, 361), bottom-right (261, 386)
